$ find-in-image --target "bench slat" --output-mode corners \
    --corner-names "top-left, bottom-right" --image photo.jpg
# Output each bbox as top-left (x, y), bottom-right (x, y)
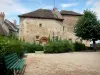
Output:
top-left (5, 55), bottom-right (18, 65)
top-left (5, 56), bottom-right (18, 66)
top-left (4, 53), bottom-right (18, 69)
top-left (4, 53), bottom-right (17, 59)
top-left (4, 53), bottom-right (25, 72)
top-left (4, 54), bottom-right (18, 62)
top-left (16, 59), bottom-right (25, 70)
top-left (10, 59), bottom-right (21, 69)
top-left (19, 59), bottom-right (25, 70)
top-left (7, 59), bottom-right (18, 69)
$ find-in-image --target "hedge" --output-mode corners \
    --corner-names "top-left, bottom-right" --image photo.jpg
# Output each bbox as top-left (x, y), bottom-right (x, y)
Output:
top-left (44, 40), bottom-right (74, 53)
top-left (24, 43), bottom-right (43, 53)
top-left (74, 42), bottom-right (86, 51)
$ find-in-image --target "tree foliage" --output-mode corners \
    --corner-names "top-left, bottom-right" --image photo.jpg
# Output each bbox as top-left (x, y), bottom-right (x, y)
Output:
top-left (74, 10), bottom-right (100, 41)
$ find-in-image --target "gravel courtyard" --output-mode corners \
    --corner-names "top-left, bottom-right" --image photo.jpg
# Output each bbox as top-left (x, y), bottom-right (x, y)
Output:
top-left (24, 52), bottom-right (100, 75)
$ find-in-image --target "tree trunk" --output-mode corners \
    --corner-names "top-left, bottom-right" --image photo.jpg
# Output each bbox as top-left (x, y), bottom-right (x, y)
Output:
top-left (93, 39), bottom-right (96, 51)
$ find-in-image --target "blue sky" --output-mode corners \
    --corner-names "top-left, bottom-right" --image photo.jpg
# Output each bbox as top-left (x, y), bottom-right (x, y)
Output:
top-left (0, 0), bottom-right (100, 24)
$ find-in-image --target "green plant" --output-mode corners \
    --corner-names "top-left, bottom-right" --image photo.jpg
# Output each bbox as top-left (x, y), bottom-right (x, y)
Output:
top-left (24, 43), bottom-right (43, 53)
top-left (96, 43), bottom-right (100, 47)
top-left (96, 43), bottom-right (100, 50)
top-left (23, 43), bottom-right (35, 53)
top-left (74, 42), bottom-right (86, 51)
top-left (74, 10), bottom-right (100, 50)
top-left (35, 44), bottom-right (43, 51)
top-left (44, 40), bottom-right (74, 53)
top-left (0, 36), bottom-right (25, 59)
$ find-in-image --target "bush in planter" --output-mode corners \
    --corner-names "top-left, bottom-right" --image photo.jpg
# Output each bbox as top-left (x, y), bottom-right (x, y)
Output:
top-left (44, 40), bottom-right (74, 53)
top-left (74, 42), bottom-right (86, 51)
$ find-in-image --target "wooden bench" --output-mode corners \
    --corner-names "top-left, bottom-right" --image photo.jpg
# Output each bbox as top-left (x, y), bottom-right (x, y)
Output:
top-left (4, 53), bottom-right (26, 75)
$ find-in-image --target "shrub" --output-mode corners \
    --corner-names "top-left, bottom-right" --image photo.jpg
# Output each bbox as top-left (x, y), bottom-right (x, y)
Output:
top-left (96, 43), bottom-right (100, 50)
top-left (96, 43), bottom-right (100, 47)
top-left (0, 36), bottom-right (25, 59)
top-left (0, 36), bottom-right (25, 75)
top-left (44, 40), bottom-right (74, 53)
top-left (0, 36), bottom-right (44, 59)
top-left (63, 40), bottom-right (74, 52)
top-left (35, 44), bottom-right (43, 51)
top-left (23, 43), bottom-right (35, 53)
top-left (24, 43), bottom-right (43, 53)
top-left (74, 42), bottom-right (86, 51)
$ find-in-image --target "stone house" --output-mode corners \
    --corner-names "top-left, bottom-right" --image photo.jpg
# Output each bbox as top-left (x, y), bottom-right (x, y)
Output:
top-left (0, 12), bottom-right (18, 36)
top-left (18, 8), bottom-right (89, 45)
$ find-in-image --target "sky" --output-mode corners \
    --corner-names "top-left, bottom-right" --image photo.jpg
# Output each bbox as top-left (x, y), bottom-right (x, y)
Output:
top-left (0, 0), bottom-right (100, 24)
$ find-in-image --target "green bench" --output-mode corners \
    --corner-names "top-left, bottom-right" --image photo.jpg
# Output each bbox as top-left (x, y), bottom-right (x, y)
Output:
top-left (4, 53), bottom-right (26, 75)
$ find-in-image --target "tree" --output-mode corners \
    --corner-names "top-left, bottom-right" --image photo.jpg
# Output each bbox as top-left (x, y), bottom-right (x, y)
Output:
top-left (74, 10), bottom-right (100, 50)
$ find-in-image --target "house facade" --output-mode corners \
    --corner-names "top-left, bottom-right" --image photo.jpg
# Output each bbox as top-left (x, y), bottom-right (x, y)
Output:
top-left (18, 8), bottom-right (89, 45)
top-left (0, 12), bottom-right (18, 36)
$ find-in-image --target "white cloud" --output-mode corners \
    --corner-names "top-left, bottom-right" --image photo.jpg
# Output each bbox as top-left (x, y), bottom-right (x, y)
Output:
top-left (0, 0), bottom-right (30, 16)
top-left (73, 9), bottom-right (83, 14)
top-left (86, 0), bottom-right (94, 5)
top-left (61, 3), bottom-right (78, 8)
top-left (0, 0), bottom-right (31, 24)
top-left (91, 1), bottom-right (100, 19)
top-left (43, 5), bottom-right (53, 9)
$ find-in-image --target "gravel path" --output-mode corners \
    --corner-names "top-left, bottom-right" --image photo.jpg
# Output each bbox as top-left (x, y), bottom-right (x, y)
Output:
top-left (24, 52), bottom-right (100, 75)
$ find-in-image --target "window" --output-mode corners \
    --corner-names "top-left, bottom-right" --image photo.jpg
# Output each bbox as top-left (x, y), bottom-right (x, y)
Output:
top-left (36, 36), bottom-right (39, 39)
top-left (63, 26), bottom-right (65, 32)
top-left (69, 38), bottom-right (72, 42)
top-left (39, 23), bottom-right (42, 27)
top-left (69, 38), bottom-right (72, 41)
top-left (53, 36), bottom-right (58, 42)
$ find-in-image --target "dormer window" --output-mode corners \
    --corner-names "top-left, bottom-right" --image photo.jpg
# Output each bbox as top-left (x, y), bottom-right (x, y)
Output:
top-left (39, 23), bottom-right (42, 27)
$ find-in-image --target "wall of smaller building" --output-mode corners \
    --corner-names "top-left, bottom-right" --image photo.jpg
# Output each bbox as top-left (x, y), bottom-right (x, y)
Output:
top-left (19, 18), bottom-right (64, 43)
top-left (2, 23), bottom-right (9, 34)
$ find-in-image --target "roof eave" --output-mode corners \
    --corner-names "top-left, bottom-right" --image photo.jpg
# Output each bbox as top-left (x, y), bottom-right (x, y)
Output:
top-left (61, 14), bottom-right (83, 16)
top-left (18, 16), bottom-right (64, 21)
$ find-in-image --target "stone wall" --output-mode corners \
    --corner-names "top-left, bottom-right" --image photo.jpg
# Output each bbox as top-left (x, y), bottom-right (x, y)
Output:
top-left (62, 15), bottom-right (90, 46)
top-left (19, 16), bottom-right (90, 46)
top-left (19, 18), bottom-right (63, 43)
top-left (62, 15), bottom-right (79, 41)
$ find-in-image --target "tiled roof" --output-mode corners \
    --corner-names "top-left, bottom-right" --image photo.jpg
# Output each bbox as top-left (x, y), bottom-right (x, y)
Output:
top-left (18, 9), bottom-right (64, 21)
top-left (4, 19), bottom-right (18, 32)
top-left (60, 10), bottom-right (83, 16)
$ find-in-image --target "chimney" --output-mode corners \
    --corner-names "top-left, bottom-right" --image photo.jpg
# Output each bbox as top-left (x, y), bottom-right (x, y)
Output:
top-left (53, 8), bottom-right (58, 11)
top-left (0, 12), bottom-right (5, 25)
top-left (13, 20), bottom-right (16, 25)
top-left (52, 8), bottom-right (63, 19)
